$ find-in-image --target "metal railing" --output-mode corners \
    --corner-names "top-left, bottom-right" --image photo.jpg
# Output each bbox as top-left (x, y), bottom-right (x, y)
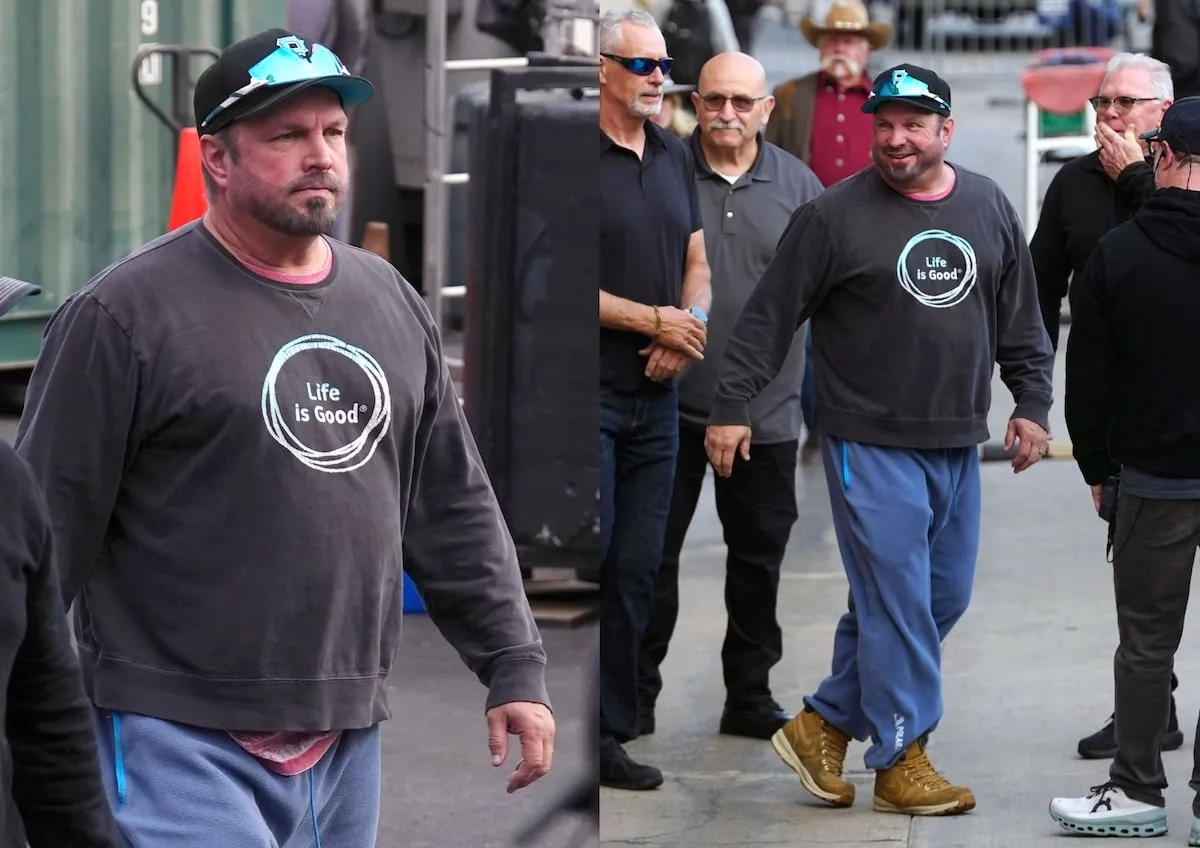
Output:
top-left (423, 1), bottom-right (600, 372)
top-left (423, 3), bottom-right (532, 367)
top-left (776, 0), bottom-right (1149, 75)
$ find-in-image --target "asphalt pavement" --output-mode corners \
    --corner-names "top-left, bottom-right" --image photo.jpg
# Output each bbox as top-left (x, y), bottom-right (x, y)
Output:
top-left (600, 22), bottom-right (1196, 848)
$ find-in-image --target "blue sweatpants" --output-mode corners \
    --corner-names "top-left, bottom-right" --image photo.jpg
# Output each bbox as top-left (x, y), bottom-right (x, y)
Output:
top-left (91, 708), bottom-right (382, 847)
top-left (805, 435), bottom-right (981, 771)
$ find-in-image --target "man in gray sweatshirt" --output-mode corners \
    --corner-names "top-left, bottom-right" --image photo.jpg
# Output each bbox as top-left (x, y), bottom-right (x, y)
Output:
top-left (15, 28), bottom-right (553, 846)
top-left (706, 63), bottom-right (1054, 816)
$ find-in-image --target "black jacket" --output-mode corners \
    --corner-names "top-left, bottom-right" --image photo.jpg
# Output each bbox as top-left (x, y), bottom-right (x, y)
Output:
top-left (1154, 0), bottom-right (1200, 99)
top-left (1065, 188), bottom-right (1200, 485)
top-left (0, 442), bottom-right (120, 847)
top-left (1030, 151), bottom-right (1155, 351)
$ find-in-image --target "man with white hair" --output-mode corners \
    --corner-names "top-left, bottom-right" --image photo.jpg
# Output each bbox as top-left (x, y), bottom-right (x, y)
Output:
top-left (598, 8), bottom-right (712, 791)
top-left (1030, 52), bottom-right (1179, 761)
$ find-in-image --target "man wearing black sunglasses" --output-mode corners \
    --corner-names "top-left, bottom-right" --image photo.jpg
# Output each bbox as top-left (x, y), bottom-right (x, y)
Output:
top-left (598, 8), bottom-right (712, 793)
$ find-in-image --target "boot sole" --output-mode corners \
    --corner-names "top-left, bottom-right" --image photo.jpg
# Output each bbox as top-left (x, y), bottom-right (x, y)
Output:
top-left (1078, 729), bottom-right (1185, 761)
top-left (769, 729), bottom-right (854, 807)
top-left (1049, 805), bottom-right (1167, 838)
top-left (875, 794), bottom-right (976, 816)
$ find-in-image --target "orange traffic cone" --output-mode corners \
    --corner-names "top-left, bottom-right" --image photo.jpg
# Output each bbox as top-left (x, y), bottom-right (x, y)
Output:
top-left (167, 127), bottom-right (207, 231)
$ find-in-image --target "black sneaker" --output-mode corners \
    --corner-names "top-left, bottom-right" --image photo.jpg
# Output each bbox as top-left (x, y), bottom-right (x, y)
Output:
top-left (719, 701), bottom-right (792, 740)
top-left (600, 737), bottom-right (664, 791)
top-left (1077, 703), bottom-right (1185, 760)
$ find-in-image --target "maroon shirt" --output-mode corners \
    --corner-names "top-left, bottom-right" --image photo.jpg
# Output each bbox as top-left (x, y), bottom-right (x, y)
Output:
top-left (808, 71), bottom-right (874, 188)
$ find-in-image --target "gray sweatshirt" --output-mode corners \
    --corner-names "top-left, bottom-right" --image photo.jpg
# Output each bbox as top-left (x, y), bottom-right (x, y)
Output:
top-left (710, 165), bottom-right (1054, 449)
top-left (15, 222), bottom-right (549, 732)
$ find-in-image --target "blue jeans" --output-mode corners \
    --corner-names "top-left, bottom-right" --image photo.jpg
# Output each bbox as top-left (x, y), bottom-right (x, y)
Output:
top-left (599, 385), bottom-right (679, 742)
top-left (801, 328), bottom-right (816, 436)
top-left (92, 709), bottom-right (381, 847)
top-left (805, 436), bottom-right (981, 770)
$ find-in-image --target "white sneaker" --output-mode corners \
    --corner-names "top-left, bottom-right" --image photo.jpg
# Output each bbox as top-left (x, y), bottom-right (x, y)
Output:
top-left (1188, 816), bottom-right (1200, 846)
top-left (1049, 782), bottom-right (1168, 838)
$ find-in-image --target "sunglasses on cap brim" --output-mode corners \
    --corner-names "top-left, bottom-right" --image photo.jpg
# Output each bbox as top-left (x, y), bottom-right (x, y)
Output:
top-left (201, 39), bottom-right (364, 130)
top-left (869, 73), bottom-right (948, 110)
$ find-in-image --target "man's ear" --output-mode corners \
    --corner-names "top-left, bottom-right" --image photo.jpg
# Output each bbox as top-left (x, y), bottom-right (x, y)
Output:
top-left (199, 134), bottom-right (232, 190)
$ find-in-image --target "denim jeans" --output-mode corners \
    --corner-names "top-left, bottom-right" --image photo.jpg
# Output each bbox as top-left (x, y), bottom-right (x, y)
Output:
top-left (599, 385), bottom-right (679, 743)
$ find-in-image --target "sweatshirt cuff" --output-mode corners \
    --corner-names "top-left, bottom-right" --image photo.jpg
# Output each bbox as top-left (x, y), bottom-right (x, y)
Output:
top-left (484, 659), bottom-right (552, 713)
top-left (708, 399), bottom-right (752, 428)
top-left (1075, 449), bottom-right (1119, 487)
top-left (1010, 397), bottom-right (1052, 434)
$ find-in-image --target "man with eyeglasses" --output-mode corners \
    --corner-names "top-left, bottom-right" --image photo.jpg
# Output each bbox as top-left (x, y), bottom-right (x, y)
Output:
top-left (1050, 95), bottom-right (1200, 841)
top-left (637, 51), bottom-right (823, 745)
top-left (1030, 52), bottom-right (1181, 762)
top-left (1033, 52), bottom-right (1171, 353)
top-left (598, 7), bottom-right (712, 792)
top-left (707, 63), bottom-right (1054, 816)
top-left (15, 28), bottom-right (554, 844)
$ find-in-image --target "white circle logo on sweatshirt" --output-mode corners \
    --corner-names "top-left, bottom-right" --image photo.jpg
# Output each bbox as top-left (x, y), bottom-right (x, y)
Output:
top-left (261, 333), bottom-right (392, 473)
top-left (895, 229), bottom-right (978, 309)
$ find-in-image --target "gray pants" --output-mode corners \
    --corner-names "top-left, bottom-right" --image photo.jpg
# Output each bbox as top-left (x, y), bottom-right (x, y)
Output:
top-left (1109, 489), bottom-right (1200, 813)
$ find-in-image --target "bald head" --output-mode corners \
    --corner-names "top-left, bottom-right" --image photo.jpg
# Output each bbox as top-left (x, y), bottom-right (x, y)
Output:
top-left (697, 52), bottom-right (768, 98)
top-left (692, 51), bottom-right (774, 155)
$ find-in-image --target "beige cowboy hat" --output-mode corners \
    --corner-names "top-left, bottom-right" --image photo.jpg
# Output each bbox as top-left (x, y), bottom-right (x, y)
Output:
top-left (801, 0), bottom-right (894, 51)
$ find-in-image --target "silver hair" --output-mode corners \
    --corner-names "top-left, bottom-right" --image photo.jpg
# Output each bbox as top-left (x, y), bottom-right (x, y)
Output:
top-left (598, 9), bottom-right (660, 54)
top-left (1102, 52), bottom-right (1175, 101)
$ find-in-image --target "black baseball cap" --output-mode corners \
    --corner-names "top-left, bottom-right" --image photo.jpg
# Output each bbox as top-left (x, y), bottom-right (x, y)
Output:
top-left (194, 28), bottom-right (374, 134)
top-left (0, 277), bottom-right (39, 318)
top-left (1140, 96), bottom-right (1200, 155)
top-left (862, 64), bottom-right (952, 118)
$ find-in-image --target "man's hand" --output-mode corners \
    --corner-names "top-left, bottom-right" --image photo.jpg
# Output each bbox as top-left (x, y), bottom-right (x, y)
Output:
top-left (1005, 417), bottom-right (1050, 473)
top-left (639, 342), bottom-right (691, 381)
top-left (486, 701), bottom-right (555, 794)
top-left (705, 425), bottom-right (752, 478)
top-left (1091, 483), bottom-right (1104, 512)
top-left (1096, 122), bottom-right (1146, 180)
top-left (654, 306), bottom-right (707, 360)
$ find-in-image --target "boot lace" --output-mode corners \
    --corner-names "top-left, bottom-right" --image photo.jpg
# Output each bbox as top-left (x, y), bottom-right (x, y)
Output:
top-left (818, 720), bottom-right (850, 777)
top-left (901, 745), bottom-right (952, 790)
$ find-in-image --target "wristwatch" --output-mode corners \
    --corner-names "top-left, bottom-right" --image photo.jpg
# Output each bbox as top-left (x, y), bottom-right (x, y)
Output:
top-left (688, 306), bottom-right (708, 324)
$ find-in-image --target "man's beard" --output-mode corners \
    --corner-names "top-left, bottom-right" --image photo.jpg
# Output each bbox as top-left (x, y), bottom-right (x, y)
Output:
top-left (232, 175), bottom-right (344, 237)
top-left (820, 54), bottom-right (863, 82)
top-left (872, 146), bottom-right (937, 184)
top-left (628, 87), bottom-right (663, 119)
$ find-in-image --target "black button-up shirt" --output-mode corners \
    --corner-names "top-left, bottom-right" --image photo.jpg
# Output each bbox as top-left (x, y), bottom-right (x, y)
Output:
top-left (600, 120), bottom-right (702, 393)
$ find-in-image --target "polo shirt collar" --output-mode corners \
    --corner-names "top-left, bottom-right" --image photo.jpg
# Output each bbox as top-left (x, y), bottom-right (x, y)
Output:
top-left (689, 130), bottom-right (775, 183)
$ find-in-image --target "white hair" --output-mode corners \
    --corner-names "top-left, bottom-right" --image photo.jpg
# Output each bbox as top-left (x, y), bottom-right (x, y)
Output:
top-left (598, 9), bottom-right (660, 54)
top-left (1102, 52), bottom-right (1175, 101)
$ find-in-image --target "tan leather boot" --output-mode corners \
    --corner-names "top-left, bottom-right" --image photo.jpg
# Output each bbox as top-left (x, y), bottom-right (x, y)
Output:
top-left (874, 740), bottom-right (975, 816)
top-left (770, 708), bottom-right (855, 807)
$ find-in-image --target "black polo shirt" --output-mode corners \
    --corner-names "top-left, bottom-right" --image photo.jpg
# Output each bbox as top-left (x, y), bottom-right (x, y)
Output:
top-left (600, 120), bottom-right (702, 394)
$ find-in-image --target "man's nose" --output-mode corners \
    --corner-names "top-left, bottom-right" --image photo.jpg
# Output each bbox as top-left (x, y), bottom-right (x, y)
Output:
top-left (305, 136), bottom-right (336, 169)
top-left (719, 99), bottom-right (738, 120)
top-left (648, 65), bottom-right (665, 84)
